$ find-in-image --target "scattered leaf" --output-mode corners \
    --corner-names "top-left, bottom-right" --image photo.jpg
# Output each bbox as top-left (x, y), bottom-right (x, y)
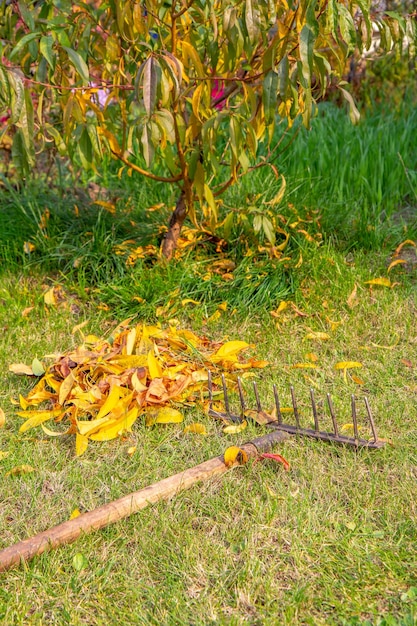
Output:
top-left (334, 361), bottom-right (363, 370)
top-left (223, 420), bottom-right (247, 434)
top-left (21, 306), bottom-right (34, 317)
top-left (401, 359), bottom-right (413, 368)
top-left (256, 452), bottom-right (290, 471)
top-left (5, 465), bottom-right (35, 476)
top-left (0, 451), bottom-right (10, 460)
top-left (43, 287), bottom-right (57, 305)
top-left (364, 277), bottom-right (392, 288)
top-left (127, 445), bottom-right (137, 455)
top-left (9, 363), bottom-right (35, 376)
top-left (75, 433), bottom-right (89, 457)
top-left (351, 374), bottom-right (365, 385)
top-left (72, 553), bottom-right (88, 572)
top-left (224, 446), bottom-right (248, 467)
top-left (69, 508), bottom-right (81, 520)
top-left (347, 284), bottom-right (358, 308)
top-left (341, 423), bottom-right (364, 434)
top-left (146, 406), bottom-right (184, 426)
top-left (0, 408), bottom-right (5, 428)
top-left (394, 239), bottom-right (416, 256)
top-left (387, 259), bottom-right (407, 272)
top-left (183, 423), bottom-right (207, 435)
top-left (304, 332), bottom-right (330, 341)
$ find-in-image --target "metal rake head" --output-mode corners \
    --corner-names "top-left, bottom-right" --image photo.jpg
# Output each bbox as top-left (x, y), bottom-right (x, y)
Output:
top-left (207, 371), bottom-right (386, 449)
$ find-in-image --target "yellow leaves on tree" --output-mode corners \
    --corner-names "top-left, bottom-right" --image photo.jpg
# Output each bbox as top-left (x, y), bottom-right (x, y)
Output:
top-left (11, 323), bottom-right (266, 456)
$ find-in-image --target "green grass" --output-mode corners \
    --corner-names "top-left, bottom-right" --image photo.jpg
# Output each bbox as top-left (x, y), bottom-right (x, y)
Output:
top-left (0, 101), bottom-right (417, 624)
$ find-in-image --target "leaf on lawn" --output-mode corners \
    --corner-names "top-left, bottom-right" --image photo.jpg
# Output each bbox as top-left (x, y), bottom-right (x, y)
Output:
top-left (18, 409), bottom-right (64, 432)
top-left (341, 423), bottom-right (364, 434)
top-left (223, 420), bottom-right (247, 434)
top-left (9, 363), bottom-right (36, 376)
top-left (347, 284), bottom-right (358, 308)
top-left (401, 359), bottom-right (413, 368)
top-left (304, 332), bottom-right (330, 341)
top-left (394, 239), bottom-right (415, 256)
top-left (364, 277), bottom-right (392, 288)
top-left (146, 406), bottom-right (183, 426)
top-left (0, 407), bottom-right (5, 428)
top-left (127, 445), bottom-right (137, 456)
top-left (256, 453), bottom-right (290, 471)
top-left (75, 433), bottom-right (89, 457)
top-left (224, 446), bottom-right (248, 467)
top-left (69, 508), bottom-right (81, 520)
top-left (270, 301), bottom-right (288, 317)
top-left (0, 451), bottom-right (10, 460)
top-left (244, 409), bottom-right (277, 426)
top-left (387, 259), bottom-right (407, 272)
top-left (351, 374), bottom-right (365, 385)
top-left (334, 361), bottom-right (363, 370)
top-left (183, 423), bottom-right (207, 435)
top-left (5, 464), bottom-right (35, 476)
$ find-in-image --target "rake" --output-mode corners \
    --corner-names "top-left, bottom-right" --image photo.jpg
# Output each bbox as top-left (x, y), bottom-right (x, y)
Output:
top-left (207, 371), bottom-right (385, 449)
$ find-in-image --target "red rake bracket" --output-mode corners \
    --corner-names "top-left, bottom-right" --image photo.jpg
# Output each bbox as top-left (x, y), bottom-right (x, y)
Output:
top-left (207, 371), bottom-right (386, 450)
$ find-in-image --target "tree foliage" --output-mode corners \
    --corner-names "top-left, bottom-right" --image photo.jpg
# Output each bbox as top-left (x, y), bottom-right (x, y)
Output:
top-left (0, 1), bottom-right (415, 258)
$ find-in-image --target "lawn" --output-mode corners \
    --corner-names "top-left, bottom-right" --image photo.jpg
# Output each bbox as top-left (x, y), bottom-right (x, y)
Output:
top-left (0, 101), bottom-right (416, 625)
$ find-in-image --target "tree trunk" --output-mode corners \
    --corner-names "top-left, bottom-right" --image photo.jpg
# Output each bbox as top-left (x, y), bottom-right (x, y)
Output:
top-left (161, 189), bottom-right (187, 261)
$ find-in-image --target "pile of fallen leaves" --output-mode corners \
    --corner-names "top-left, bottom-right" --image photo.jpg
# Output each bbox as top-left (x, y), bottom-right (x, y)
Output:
top-left (10, 321), bottom-right (267, 456)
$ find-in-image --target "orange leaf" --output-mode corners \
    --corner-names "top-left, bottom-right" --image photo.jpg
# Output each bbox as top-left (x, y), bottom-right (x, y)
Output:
top-left (224, 446), bottom-right (248, 467)
top-left (394, 239), bottom-right (416, 256)
top-left (387, 259), bottom-right (407, 272)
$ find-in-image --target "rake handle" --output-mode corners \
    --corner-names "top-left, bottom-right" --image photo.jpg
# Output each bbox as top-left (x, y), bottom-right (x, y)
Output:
top-left (0, 430), bottom-right (288, 572)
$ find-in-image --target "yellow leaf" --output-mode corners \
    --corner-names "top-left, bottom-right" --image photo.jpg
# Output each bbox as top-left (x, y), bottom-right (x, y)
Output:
top-left (364, 277), bottom-right (392, 288)
top-left (43, 287), bottom-right (57, 306)
top-left (125, 327), bottom-right (137, 355)
top-left (23, 241), bottom-right (35, 254)
top-left (127, 445), bottom-right (137, 456)
top-left (6, 465), bottom-right (35, 476)
top-left (21, 306), bottom-right (34, 317)
top-left (96, 385), bottom-right (123, 420)
top-left (146, 406), bottom-right (184, 426)
top-left (0, 451), bottom-right (10, 460)
top-left (58, 372), bottom-right (75, 406)
top-left (207, 310), bottom-right (221, 322)
top-left (224, 446), bottom-right (248, 467)
top-left (334, 361), bottom-right (363, 370)
top-left (183, 423), bottom-right (207, 435)
top-left (223, 420), bottom-right (247, 434)
top-left (18, 409), bottom-right (64, 432)
top-left (75, 433), bottom-right (89, 457)
top-left (71, 320), bottom-right (89, 335)
top-left (90, 406), bottom-right (139, 441)
top-left (131, 371), bottom-right (147, 392)
top-left (351, 374), bottom-right (365, 385)
top-left (212, 341), bottom-right (250, 360)
top-left (347, 284), bottom-right (358, 308)
top-left (41, 424), bottom-right (70, 437)
top-left (387, 259), bottom-right (407, 272)
top-left (0, 407), bottom-right (5, 428)
top-left (9, 363), bottom-right (35, 376)
top-left (305, 353), bottom-right (318, 362)
top-left (69, 508), bottom-right (81, 520)
top-left (181, 298), bottom-right (200, 306)
top-left (270, 301), bottom-right (288, 317)
top-left (341, 423), bottom-right (365, 434)
top-left (304, 332), bottom-right (330, 341)
top-left (147, 349), bottom-right (163, 379)
top-left (218, 302), bottom-right (228, 311)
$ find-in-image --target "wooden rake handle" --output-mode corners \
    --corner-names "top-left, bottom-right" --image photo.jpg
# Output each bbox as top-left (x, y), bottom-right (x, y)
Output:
top-left (0, 429), bottom-right (288, 572)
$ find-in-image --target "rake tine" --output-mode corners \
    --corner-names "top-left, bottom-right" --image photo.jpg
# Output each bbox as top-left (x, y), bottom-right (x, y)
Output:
top-left (310, 388), bottom-right (320, 432)
top-left (351, 395), bottom-right (359, 444)
top-left (273, 384), bottom-right (283, 425)
top-left (253, 381), bottom-right (262, 412)
top-left (290, 386), bottom-right (301, 430)
top-left (327, 393), bottom-right (339, 437)
top-left (364, 397), bottom-right (378, 443)
top-left (208, 370), bottom-right (213, 408)
top-left (237, 377), bottom-right (246, 412)
top-left (221, 374), bottom-right (231, 418)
